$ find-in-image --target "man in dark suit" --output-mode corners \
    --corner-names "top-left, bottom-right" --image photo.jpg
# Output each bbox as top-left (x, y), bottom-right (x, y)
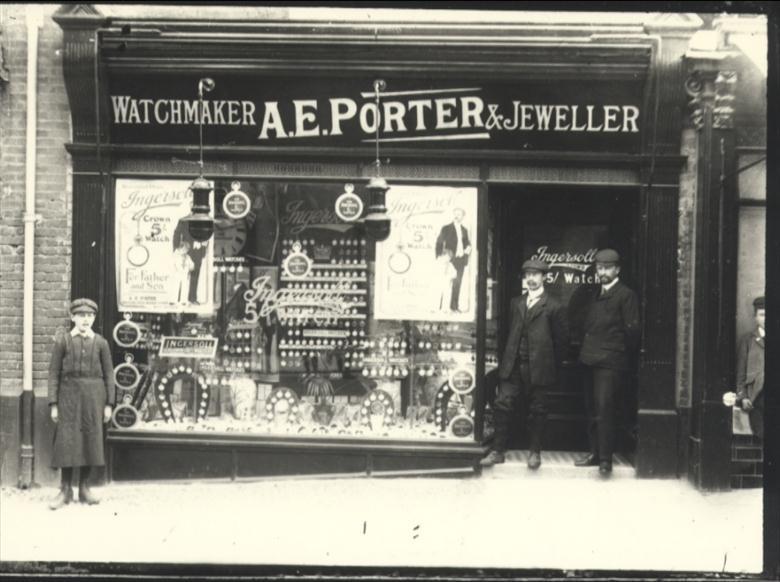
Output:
top-left (736, 296), bottom-right (765, 438)
top-left (575, 248), bottom-right (640, 476)
top-left (435, 208), bottom-right (471, 312)
top-left (481, 259), bottom-right (568, 469)
top-left (172, 219), bottom-right (209, 304)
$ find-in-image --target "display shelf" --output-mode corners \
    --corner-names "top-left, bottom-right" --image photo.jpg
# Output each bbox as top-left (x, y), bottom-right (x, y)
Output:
top-left (280, 276), bottom-right (367, 283)
top-left (311, 263), bottom-right (368, 270)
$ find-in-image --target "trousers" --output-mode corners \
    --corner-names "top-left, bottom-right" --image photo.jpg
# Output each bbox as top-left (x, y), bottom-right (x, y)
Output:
top-left (582, 365), bottom-right (625, 461)
top-left (492, 360), bottom-right (547, 453)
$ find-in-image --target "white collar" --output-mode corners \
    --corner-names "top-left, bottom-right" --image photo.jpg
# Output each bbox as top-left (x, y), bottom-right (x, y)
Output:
top-left (601, 278), bottom-right (619, 293)
top-left (71, 327), bottom-right (95, 339)
top-left (527, 287), bottom-right (544, 301)
top-left (758, 326), bottom-right (765, 339)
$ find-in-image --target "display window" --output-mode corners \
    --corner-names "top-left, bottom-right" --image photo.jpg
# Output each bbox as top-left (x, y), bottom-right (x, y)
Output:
top-left (111, 178), bottom-right (485, 441)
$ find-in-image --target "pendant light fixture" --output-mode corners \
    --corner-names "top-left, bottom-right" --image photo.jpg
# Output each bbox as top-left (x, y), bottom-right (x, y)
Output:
top-left (180, 77), bottom-right (216, 242)
top-left (362, 79), bottom-right (391, 242)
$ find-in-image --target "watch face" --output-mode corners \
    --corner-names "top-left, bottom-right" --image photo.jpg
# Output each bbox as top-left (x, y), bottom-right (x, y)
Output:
top-left (388, 250), bottom-right (411, 274)
top-left (214, 219), bottom-right (248, 258)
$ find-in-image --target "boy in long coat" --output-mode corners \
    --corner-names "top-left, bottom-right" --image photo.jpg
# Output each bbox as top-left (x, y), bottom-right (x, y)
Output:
top-left (48, 298), bottom-right (114, 509)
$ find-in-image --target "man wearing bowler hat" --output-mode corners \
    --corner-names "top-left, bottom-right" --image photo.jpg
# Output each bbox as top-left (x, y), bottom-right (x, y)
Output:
top-left (575, 249), bottom-right (640, 476)
top-left (481, 258), bottom-right (568, 469)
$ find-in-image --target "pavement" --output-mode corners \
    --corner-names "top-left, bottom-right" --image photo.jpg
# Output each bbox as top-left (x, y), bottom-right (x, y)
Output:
top-left (0, 450), bottom-right (763, 574)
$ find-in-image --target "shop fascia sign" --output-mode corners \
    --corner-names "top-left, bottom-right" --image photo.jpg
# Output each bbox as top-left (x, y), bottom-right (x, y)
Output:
top-left (108, 79), bottom-right (643, 150)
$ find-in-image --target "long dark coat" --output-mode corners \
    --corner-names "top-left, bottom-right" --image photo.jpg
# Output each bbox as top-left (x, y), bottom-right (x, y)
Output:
top-left (736, 329), bottom-right (764, 402)
top-left (578, 280), bottom-right (640, 371)
top-left (435, 222), bottom-right (471, 263)
top-left (499, 291), bottom-right (568, 386)
top-left (48, 331), bottom-right (115, 468)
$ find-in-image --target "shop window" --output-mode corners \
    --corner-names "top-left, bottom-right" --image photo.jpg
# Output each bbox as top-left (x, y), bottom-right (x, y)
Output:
top-left (111, 179), bottom-right (480, 441)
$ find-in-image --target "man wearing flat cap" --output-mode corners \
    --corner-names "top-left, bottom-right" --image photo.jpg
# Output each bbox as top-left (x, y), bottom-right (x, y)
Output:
top-left (481, 258), bottom-right (568, 469)
top-left (47, 298), bottom-right (114, 509)
top-left (575, 249), bottom-right (640, 476)
top-left (736, 296), bottom-right (766, 439)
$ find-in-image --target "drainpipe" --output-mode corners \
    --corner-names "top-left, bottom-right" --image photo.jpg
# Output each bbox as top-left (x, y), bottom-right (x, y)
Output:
top-left (19, 5), bottom-right (43, 489)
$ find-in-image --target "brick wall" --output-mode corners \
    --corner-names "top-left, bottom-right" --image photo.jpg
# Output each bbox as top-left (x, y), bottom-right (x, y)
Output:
top-left (0, 4), bottom-right (72, 486)
top-left (731, 434), bottom-right (763, 489)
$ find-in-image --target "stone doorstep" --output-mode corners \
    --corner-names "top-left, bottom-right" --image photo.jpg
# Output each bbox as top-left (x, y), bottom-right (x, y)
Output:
top-left (483, 449), bottom-right (635, 479)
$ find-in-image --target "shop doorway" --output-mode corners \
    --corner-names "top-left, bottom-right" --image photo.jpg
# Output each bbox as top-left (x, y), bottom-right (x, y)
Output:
top-left (487, 185), bottom-right (640, 459)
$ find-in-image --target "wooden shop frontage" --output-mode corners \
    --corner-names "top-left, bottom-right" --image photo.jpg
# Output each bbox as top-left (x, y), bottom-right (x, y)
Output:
top-left (52, 6), bottom-right (748, 489)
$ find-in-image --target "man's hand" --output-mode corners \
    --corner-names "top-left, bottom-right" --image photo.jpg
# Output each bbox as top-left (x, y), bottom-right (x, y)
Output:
top-left (50, 405), bottom-right (59, 423)
top-left (104, 405), bottom-right (113, 423)
top-left (742, 398), bottom-right (754, 411)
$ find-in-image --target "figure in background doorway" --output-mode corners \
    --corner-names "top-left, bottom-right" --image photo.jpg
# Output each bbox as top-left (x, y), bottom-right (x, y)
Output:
top-left (47, 299), bottom-right (114, 510)
top-left (574, 249), bottom-right (640, 477)
top-left (481, 259), bottom-right (568, 469)
top-left (736, 296), bottom-right (765, 439)
top-left (435, 207), bottom-right (472, 312)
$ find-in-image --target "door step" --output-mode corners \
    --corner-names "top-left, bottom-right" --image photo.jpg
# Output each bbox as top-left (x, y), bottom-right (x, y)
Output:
top-left (483, 450), bottom-right (635, 479)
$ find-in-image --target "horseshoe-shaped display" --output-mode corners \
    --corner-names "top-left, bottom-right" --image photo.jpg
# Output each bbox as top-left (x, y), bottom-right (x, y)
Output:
top-left (154, 365), bottom-right (210, 423)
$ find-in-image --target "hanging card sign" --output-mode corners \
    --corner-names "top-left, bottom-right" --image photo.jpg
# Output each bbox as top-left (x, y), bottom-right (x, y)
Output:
top-left (335, 184), bottom-right (364, 222)
top-left (113, 316), bottom-right (142, 348)
top-left (282, 242), bottom-right (313, 278)
top-left (112, 394), bottom-right (140, 429)
top-left (114, 354), bottom-right (142, 391)
top-left (223, 181), bottom-right (251, 220)
top-left (448, 367), bottom-right (475, 395)
top-left (449, 414), bottom-right (474, 438)
top-left (115, 179), bottom-right (214, 314)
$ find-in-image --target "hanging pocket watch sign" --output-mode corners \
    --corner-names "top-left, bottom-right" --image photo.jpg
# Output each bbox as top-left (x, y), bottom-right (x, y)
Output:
top-left (283, 242), bottom-right (313, 279)
top-left (223, 181), bottom-right (251, 220)
top-left (335, 184), bottom-right (364, 222)
top-left (114, 353), bottom-right (142, 391)
top-left (448, 367), bottom-right (475, 396)
top-left (113, 315), bottom-right (142, 349)
top-left (112, 394), bottom-right (140, 430)
top-left (448, 413), bottom-right (475, 438)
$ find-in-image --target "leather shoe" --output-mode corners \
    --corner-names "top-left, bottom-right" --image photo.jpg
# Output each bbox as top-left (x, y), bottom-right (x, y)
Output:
top-left (527, 451), bottom-right (541, 470)
top-left (78, 485), bottom-right (100, 505)
top-left (599, 461), bottom-right (613, 476)
top-left (48, 487), bottom-right (73, 511)
top-left (479, 450), bottom-right (505, 467)
top-left (574, 454), bottom-right (599, 467)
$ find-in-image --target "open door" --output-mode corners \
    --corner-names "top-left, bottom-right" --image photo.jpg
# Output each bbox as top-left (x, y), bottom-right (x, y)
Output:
top-left (488, 185), bottom-right (639, 458)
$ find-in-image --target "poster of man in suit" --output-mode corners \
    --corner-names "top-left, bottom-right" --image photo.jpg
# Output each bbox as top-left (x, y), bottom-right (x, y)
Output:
top-left (435, 207), bottom-right (472, 313)
top-left (375, 185), bottom-right (477, 322)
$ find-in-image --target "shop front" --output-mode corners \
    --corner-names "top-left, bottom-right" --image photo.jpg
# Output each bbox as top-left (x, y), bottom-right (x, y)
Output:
top-left (54, 7), bottom-right (689, 482)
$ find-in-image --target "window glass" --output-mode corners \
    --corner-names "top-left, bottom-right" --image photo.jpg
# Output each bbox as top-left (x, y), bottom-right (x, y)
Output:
top-left (112, 179), bottom-right (479, 441)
